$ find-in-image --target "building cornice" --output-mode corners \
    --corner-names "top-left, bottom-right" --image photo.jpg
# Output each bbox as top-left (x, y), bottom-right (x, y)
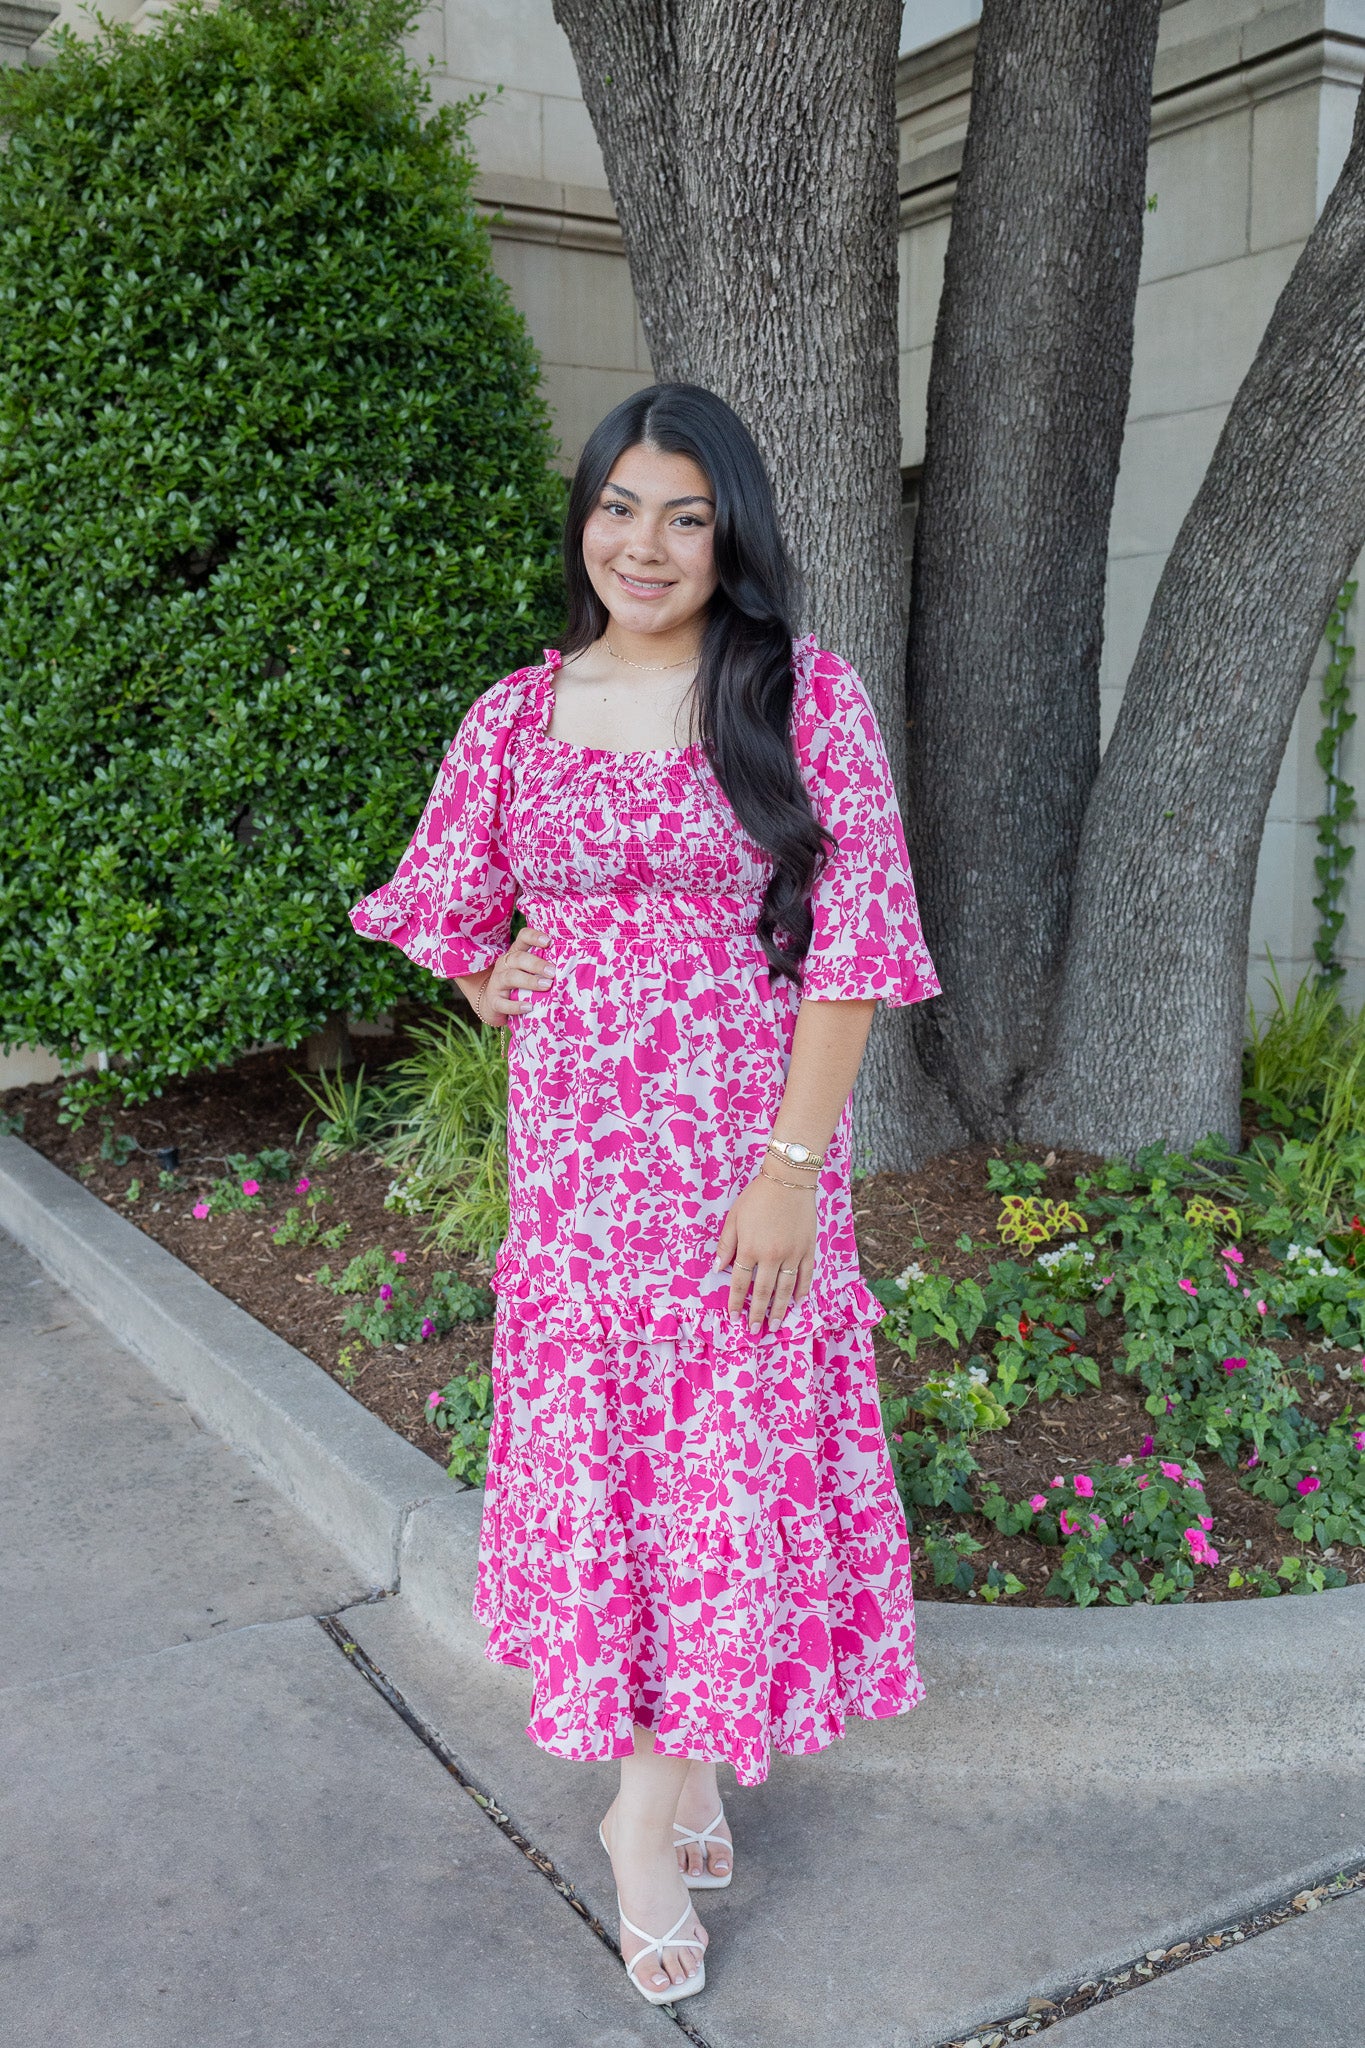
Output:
top-left (898, 0), bottom-right (1365, 231)
top-left (0, 0), bottom-right (59, 52)
top-left (473, 172), bottom-right (622, 254)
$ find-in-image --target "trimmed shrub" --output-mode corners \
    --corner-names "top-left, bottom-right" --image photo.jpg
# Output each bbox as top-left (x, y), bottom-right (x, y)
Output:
top-left (0, 0), bottom-right (564, 1114)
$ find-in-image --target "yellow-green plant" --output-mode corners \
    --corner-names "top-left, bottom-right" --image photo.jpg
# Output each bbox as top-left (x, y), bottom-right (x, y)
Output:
top-left (996, 1195), bottom-right (1088, 1249)
top-left (377, 1014), bottom-right (509, 1261)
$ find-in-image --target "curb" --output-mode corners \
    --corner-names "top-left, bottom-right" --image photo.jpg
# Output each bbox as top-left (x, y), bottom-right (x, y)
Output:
top-left (4, 1129), bottom-right (1365, 1781)
top-left (0, 1133), bottom-right (462, 1590)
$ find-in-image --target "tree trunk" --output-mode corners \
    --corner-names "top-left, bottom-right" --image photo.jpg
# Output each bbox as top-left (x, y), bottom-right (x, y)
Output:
top-left (553, 0), bottom-right (965, 1165)
top-left (1019, 81), bottom-right (1365, 1154)
top-left (904, 0), bottom-right (1162, 1138)
top-left (304, 1010), bottom-right (356, 1074)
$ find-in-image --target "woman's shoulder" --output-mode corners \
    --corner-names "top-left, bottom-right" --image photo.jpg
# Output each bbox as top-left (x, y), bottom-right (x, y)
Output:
top-left (789, 634), bottom-right (876, 742)
top-left (456, 650), bottom-right (560, 735)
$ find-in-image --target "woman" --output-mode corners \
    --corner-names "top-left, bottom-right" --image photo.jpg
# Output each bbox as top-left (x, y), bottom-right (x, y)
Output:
top-left (349, 383), bottom-right (940, 2006)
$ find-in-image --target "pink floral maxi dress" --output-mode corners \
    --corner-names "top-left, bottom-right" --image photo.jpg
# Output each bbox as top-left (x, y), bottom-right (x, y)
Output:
top-left (349, 634), bottom-right (941, 1785)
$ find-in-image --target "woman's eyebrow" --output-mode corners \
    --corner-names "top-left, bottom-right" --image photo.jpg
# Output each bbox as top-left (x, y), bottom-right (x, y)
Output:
top-left (600, 480), bottom-right (715, 509)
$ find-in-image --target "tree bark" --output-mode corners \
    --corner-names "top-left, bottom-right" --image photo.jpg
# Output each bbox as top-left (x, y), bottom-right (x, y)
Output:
top-left (1018, 81), bottom-right (1365, 1154)
top-left (553, 0), bottom-right (965, 1165)
top-left (904, 0), bottom-right (1162, 1138)
top-left (304, 1010), bottom-right (356, 1074)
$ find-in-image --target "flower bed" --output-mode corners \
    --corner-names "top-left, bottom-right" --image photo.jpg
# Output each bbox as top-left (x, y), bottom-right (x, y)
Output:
top-left (4, 1042), bottom-right (1362, 1606)
top-left (870, 1151), bottom-right (1365, 1605)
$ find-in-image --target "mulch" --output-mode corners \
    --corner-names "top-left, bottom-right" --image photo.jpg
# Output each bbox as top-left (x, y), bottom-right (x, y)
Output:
top-left (6, 1034), bottom-right (1362, 1605)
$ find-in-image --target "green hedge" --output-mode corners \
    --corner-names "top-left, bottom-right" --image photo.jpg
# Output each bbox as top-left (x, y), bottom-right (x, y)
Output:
top-left (0, 0), bottom-right (564, 1114)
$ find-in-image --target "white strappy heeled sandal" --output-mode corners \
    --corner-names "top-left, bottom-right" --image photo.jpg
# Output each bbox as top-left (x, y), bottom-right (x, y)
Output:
top-left (597, 1823), bottom-right (707, 2005)
top-left (671, 1807), bottom-right (733, 1890)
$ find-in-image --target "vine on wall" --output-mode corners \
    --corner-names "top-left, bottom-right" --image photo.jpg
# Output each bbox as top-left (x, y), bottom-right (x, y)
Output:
top-left (1313, 580), bottom-right (1358, 984)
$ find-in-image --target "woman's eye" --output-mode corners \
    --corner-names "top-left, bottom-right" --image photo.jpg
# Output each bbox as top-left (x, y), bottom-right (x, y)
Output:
top-left (602, 499), bottom-right (631, 516)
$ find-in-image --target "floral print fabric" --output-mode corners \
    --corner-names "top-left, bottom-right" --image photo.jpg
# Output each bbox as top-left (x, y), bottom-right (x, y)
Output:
top-left (349, 634), bottom-right (941, 1784)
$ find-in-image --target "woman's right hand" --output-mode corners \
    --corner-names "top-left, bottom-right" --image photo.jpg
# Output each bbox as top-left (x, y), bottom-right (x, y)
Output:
top-left (465, 928), bottom-right (557, 1028)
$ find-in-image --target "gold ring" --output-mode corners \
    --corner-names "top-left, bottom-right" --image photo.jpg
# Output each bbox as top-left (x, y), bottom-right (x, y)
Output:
top-left (734, 1262), bottom-right (754, 1272)
top-left (778, 1267), bottom-right (798, 1275)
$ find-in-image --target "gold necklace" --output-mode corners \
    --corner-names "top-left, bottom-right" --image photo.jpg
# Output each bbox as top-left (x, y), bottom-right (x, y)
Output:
top-left (604, 637), bottom-right (700, 673)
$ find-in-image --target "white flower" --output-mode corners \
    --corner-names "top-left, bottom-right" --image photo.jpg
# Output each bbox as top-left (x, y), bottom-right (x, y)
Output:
top-left (895, 1261), bottom-right (927, 1289)
top-left (967, 1365), bottom-right (989, 1385)
top-left (1036, 1241), bottom-right (1094, 1271)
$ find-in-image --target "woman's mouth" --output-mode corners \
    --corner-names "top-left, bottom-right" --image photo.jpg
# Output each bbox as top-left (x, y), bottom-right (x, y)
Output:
top-left (614, 570), bottom-right (676, 599)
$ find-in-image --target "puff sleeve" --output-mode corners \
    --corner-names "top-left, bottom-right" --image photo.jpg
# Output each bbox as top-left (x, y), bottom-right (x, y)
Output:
top-left (791, 642), bottom-right (941, 1006)
top-left (348, 674), bottom-right (523, 980)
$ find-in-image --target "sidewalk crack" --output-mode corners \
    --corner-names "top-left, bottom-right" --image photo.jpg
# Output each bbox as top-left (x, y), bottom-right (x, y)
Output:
top-left (316, 1612), bottom-right (715, 2044)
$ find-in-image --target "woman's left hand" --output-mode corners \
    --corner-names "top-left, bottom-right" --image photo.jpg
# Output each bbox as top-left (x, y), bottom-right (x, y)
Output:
top-left (715, 1174), bottom-right (817, 1332)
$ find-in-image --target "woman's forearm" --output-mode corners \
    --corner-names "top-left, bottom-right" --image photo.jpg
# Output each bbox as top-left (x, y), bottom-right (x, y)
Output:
top-left (770, 997), bottom-right (877, 1154)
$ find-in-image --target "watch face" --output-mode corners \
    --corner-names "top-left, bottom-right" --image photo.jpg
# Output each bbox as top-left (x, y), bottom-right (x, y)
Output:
top-left (786, 1143), bottom-right (810, 1163)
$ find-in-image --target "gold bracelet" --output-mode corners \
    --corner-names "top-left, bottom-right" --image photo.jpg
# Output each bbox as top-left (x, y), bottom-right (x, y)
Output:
top-left (759, 1167), bottom-right (818, 1192)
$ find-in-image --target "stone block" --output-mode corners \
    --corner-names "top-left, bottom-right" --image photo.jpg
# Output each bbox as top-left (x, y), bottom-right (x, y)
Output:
top-left (1108, 403), bottom-right (1228, 559)
top-left (1250, 82), bottom-right (1324, 250)
top-left (1141, 107), bottom-right (1251, 283)
top-left (1130, 243), bottom-right (1299, 421)
top-left (898, 211), bottom-right (949, 353)
top-left (538, 361), bottom-right (654, 469)
top-left (542, 89), bottom-right (608, 190)
top-left (489, 237), bottom-right (638, 370)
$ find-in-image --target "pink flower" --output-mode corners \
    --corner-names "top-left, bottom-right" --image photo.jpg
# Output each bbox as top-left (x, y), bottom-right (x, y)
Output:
top-left (378, 1283), bottom-right (393, 1303)
top-left (1196, 1513), bottom-right (1214, 1531)
top-left (242, 1178), bottom-right (260, 1196)
top-left (193, 1201), bottom-right (211, 1219)
top-left (294, 1176), bottom-right (311, 1194)
top-left (892, 1433), bottom-right (903, 1444)
top-left (1049, 1475), bottom-right (1064, 1488)
top-left (1179, 1278), bottom-right (1198, 1297)
top-left (1223, 1357), bottom-right (1248, 1374)
top-left (1140, 1433), bottom-right (1154, 1456)
top-left (426, 1389), bottom-right (441, 1409)
top-left (1224, 1267), bottom-right (1239, 1287)
top-left (1160, 1460), bottom-right (1184, 1480)
top-left (1245, 1449), bottom-right (1260, 1470)
top-left (1164, 1396), bottom-right (1175, 1414)
top-left (1353, 1430), bottom-right (1365, 1453)
top-left (1257, 1300), bottom-right (1267, 1316)
top-left (1117, 1454), bottom-right (1134, 1467)
top-left (1097, 1275), bottom-right (1114, 1286)
top-left (1090, 1512), bottom-right (1103, 1529)
top-left (1059, 1508), bottom-right (1080, 1535)
top-left (1185, 1527), bottom-right (1220, 1566)
top-left (391, 1249), bottom-right (408, 1265)
top-left (1074, 1474), bottom-right (1095, 1498)
top-left (1137, 1476), bottom-right (1150, 1489)
top-left (1187, 1477), bottom-right (1204, 1491)
top-left (420, 1317), bottom-right (435, 1340)
top-left (1029, 1493), bottom-right (1048, 1512)
top-left (1296, 1474), bottom-right (1321, 1495)
top-left (1221, 1245), bottom-right (1244, 1265)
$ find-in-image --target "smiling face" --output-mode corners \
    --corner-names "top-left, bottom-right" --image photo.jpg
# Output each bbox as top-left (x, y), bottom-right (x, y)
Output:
top-left (580, 441), bottom-right (719, 647)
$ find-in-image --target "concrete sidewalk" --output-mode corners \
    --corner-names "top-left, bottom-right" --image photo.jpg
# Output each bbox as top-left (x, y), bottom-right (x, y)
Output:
top-left (4, 1210), bottom-right (1364, 2048)
top-left (0, 1230), bottom-right (674, 2048)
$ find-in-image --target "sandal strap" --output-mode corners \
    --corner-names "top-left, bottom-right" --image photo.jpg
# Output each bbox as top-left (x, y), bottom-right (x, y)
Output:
top-left (671, 1807), bottom-right (728, 1851)
top-left (618, 1901), bottom-right (704, 1987)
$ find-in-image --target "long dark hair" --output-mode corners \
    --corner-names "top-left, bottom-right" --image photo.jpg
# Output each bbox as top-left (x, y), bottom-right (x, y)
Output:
top-left (562, 383), bottom-right (833, 984)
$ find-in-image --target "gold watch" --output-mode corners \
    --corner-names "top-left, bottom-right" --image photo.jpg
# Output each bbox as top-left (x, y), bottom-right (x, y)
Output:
top-left (765, 1137), bottom-right (825, 1170)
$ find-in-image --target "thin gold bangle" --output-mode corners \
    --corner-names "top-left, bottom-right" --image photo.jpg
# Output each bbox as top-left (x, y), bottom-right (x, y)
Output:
top-left (759, 1167), bottom-right (818, 1192)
